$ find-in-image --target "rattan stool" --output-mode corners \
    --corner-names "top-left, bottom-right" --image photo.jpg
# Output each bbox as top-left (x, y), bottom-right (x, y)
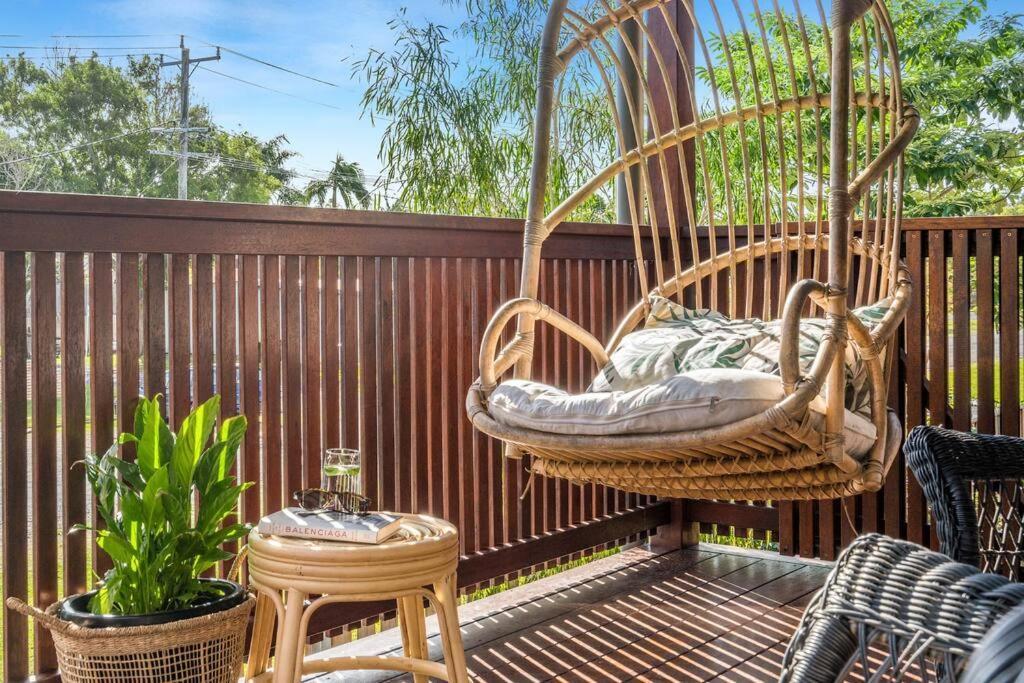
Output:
top-left (244, 514), bottom-right (468, 683)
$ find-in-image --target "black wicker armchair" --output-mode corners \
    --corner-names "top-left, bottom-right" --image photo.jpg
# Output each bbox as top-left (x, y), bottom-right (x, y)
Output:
top-left (780, 534), bottom-right (1024, 682)
top-left (904, 425), bottom-right (1024, 579)
top-left (960, 602), bottom-right (1024, 682)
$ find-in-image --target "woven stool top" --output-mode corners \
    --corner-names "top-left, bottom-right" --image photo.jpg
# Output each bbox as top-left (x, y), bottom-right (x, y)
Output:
top-left (247, 514), bottom-right (459, 596)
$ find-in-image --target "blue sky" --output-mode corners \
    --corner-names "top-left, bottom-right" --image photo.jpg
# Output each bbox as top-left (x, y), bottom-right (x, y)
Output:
top-left (3, 1), bottom-right (469, 185)
top-left (4, 0), bottom-right (1018, 188)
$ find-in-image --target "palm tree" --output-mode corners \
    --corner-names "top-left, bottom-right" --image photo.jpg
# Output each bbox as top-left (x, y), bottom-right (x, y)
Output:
top-left (304, 154), bottom-right (370, 209)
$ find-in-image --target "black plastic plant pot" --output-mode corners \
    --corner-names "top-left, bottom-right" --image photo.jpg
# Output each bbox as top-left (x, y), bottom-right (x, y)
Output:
top-left (58, 578), bottom-right (247, 628)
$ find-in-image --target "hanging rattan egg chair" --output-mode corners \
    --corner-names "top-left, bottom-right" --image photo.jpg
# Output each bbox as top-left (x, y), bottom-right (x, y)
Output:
top-left (466, 0), bottom-right (919, 501)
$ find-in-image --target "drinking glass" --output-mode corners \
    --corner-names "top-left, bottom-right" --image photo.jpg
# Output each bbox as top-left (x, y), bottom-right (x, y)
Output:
top-left (323, 448), bottom-right (361, 495)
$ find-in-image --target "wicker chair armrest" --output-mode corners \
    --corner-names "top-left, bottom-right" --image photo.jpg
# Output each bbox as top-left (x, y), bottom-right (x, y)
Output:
top-left (781, 533), bottom-right (1024, 682)
top-left (477, 297), bottom-right (609, 394)
top-left (905, 426), bottom-right (1024, 567)
top-left (961, 603), bottom-right (1024, 682)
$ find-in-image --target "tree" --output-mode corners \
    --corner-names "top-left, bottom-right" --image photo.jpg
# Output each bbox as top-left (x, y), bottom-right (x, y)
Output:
top-left (0, 52), bottom-right (302, 203)
top-left (359, 0), bottom-right (1023, 220)
top-left (354, 3), bottom-right (614, 220)
top-left (303, 154), bottom-right (370, 208)
top-left (895, 0), bottom-right (1024, 216)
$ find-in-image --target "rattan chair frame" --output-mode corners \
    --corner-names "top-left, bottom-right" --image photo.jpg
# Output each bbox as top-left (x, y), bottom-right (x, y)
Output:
top-left (467, 0), bottom-right (919, 500)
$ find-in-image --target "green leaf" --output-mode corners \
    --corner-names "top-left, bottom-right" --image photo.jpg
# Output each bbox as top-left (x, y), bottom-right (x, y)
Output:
top-left (196, 479), bottom-right (245, 535)
top-left (136, 396), bottom-right (172, 480)
top-left (89, 582), bottom-right (113, 615)
top-left (97, 530), bottom-right (136, 566)
top-left (108, 458), bottom-right (145, 491)
top-left (170, 395), bottom-right (220, 489)
top-left (141, 465), bottom-right (169, 528)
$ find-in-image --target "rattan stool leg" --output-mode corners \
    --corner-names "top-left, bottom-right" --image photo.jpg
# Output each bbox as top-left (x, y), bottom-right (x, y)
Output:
top-left (399, 595), bottom-right (430, 683)
top-left (273, 588), bottom-right (307, 683)
top-left (432, 575), bottom-right (469, 683)
top-left (247, 592), bottom-right (277, 678)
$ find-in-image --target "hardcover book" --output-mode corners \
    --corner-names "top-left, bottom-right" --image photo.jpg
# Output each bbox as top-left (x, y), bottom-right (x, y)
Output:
top-left (258, 508), bottom-right (403, 544)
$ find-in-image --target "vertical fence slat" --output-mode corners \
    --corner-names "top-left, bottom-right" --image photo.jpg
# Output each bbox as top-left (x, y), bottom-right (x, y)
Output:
top-left (2, 251), bottom-right (29, 681)
top-left (341, 257), bottom-right (359, 452)
top-left (1000, 229), bottom-right (1020, 436)
top-left (216, 254), bottom-right (239, 571)
top-left (143, 254), bottom-right (166, 399)
top-left (904, 231), bottom-right (927, 546)
top-left (426, 258), bottom-right (443, 516)
top-left (239, 255), bottom-right (261, 521)
top-left (31, 252), bottom-right (59, 674)
top-left (483, 259), bottom-right (500, 548)
top-left (262, 256), bottom-right (283, 512)
top-left (952, 231), bottom-right (971, 431)
top-left (410, 257), bottom-right (429, 515)
top-left (395, 257), bottom-right (413, 514)
top-left (217, 255), bottom-right (238, 415)
top-left (359, 257), bottom-right (380, 508)
top-left (118, 253), bottom-right (141, 450)
top-left (457, 259), bottom-right (476, 553)
top-left (926, 229), bottom-right (949, 549)
top-left (323, 257), bottom-right (341, 464)
top-left (380, 258), bottom-right (398, 513)
top-left (283, 256), bottom-right (303, 492)
top-left (976, 231), bottom-right (996, 435)
top-left (90, 253), bottom-right (115, 577)
top-left (62, 253), bottom-right (88, 597)
top-left (195, 254), bottom-right (215, 404)
top-left (304, 256), bottom-right (323, 490)
top-left (168, 254), bottom-right (191, 423)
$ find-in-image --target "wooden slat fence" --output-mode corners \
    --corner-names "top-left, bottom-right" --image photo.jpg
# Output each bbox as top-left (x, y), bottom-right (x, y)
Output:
top-left (0, 192), bottom-right (662, 680)
top-left (0, 191), bottom-right (1021, 678)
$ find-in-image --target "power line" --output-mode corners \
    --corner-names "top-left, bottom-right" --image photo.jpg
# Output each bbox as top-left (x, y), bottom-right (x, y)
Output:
top-left (196, 65), bottom-right (345, 111)
top-left (188, 37), bottom-right (339, 88)
top-left (0, 122), bottom-right (171, 167)
top-left (0, 45), bottom-right (179, 50)
top-left (50, 34), bottom-right (178, 38)
top-left (138, 157), bottom-right (178, 196)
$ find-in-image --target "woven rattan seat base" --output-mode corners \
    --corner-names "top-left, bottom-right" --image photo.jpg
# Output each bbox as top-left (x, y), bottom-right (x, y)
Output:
top-left (244, 514), bottom-right (468, 683)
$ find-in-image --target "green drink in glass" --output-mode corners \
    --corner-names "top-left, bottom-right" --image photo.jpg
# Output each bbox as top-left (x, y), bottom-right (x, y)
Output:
top-left (323, 448), bottom-right (361, 495)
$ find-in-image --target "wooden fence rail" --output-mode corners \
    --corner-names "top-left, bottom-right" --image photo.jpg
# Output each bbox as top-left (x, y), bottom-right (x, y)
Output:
top-left (0, 191), bottom-right (1021, 680)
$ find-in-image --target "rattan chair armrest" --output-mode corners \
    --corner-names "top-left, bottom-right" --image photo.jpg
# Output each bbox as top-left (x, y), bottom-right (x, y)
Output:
top-left (477, 297), bottom-right (609, 394)
top-left (779, 278), bottom-right (839, 396)
top-left (905, 426), bottom-right (1024, 566)
top-left (961, 603), bottom-right (1024, 683)
top-left (848, 108), bottom-right (920, 206)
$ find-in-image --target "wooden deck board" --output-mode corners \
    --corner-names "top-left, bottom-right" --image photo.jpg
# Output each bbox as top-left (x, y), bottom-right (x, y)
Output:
top-left (307, 544), bottom-right (828, 682)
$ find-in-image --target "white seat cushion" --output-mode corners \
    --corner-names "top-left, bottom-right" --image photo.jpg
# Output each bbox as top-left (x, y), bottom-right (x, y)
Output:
top-left (489, 368), bottom-right (877, 456)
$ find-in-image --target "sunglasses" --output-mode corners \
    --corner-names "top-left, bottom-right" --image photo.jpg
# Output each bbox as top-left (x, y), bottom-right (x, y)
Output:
top-left (293, 488), bottom-right (372, 516)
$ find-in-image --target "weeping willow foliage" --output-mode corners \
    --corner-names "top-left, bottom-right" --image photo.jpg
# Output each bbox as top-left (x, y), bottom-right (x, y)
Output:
top-left (355, 2), bottom-right (616, 220)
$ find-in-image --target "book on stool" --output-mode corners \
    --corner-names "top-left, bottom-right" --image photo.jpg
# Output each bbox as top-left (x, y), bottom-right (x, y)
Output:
top-left (257, 508), bottom-right (402, 544)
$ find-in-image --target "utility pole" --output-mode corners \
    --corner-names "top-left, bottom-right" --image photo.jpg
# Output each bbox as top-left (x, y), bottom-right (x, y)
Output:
top-left (160, 36), bottom-right (220, 199)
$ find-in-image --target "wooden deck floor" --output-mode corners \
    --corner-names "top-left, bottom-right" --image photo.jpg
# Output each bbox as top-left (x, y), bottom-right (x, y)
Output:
top-left (307, 544), bottom-right (831, 682)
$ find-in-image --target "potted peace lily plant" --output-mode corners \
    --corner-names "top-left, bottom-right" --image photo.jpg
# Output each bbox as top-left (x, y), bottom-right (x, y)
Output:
top-left (6, 394), bottom-right (255, 683)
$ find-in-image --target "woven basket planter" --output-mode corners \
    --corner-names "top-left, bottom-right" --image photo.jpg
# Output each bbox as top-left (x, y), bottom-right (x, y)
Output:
top-left (6, 594), bottom-right (254, 683)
